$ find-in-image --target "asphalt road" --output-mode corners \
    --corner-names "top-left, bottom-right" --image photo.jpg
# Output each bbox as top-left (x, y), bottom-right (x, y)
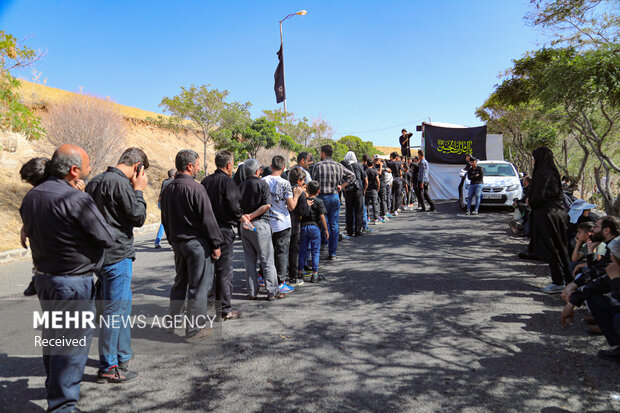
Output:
top-left (0, 201), bottom-right (618, 412)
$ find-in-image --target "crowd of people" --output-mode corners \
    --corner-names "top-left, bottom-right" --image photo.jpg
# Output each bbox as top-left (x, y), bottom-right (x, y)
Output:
top-left (18, 142), bottom-right (439, 412)
top-left (16, 140), bottom-right (619, 413)
top-left (507, 147), bottom-right (620, 364)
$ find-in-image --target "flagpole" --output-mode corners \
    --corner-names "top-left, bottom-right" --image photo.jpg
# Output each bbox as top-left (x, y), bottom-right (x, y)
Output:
top-left (276, 10), bottom-right (307, 116)
top-left (279, 19), bottom-right (286, 114)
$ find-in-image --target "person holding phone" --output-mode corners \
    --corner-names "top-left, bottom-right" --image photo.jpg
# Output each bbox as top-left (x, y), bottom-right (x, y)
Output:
top-left (86, 147), bottom-right (149, 383)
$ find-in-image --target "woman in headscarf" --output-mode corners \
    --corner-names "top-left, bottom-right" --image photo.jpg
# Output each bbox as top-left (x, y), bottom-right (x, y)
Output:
top-left (342, 151), bottom-right (367, 237)
top-left (528, 147), bottom-right (571, 294)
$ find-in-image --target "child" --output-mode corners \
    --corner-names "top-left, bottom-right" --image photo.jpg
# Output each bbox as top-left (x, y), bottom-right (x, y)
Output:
top-left (298, 181), bottom-right (328, 283)
top-left (570, 221), bottom-right (606, 278)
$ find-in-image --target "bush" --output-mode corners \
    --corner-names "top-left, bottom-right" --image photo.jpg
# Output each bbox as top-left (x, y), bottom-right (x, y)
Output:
top-left (44, 93), bottom-right (126, 174)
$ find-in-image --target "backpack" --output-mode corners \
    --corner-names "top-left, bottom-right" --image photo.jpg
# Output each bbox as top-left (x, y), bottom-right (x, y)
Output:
top-left (343, 162), bottom-right (361, 192)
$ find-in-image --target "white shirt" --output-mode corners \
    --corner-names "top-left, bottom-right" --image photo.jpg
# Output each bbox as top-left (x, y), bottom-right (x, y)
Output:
top-left (262, 174), bottom-right (292, 232)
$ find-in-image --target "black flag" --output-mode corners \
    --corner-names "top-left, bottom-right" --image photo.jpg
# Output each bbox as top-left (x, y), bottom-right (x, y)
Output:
top-left (274, 44), bottom-right (285, 104)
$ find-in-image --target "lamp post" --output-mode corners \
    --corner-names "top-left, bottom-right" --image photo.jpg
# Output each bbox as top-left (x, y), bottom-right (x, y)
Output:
top-left (279, 9), bottom-right (307, 114)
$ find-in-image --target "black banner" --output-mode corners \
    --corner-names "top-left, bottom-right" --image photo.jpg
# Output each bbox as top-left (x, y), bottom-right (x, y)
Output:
top-left (274, 45), bottom-right (285, 104)
top-left (424, 125), bottom-right (487, 164)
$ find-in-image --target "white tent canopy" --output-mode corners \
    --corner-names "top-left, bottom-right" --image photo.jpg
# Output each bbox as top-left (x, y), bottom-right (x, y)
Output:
top-left (421, 122), bottom-right (503, 200)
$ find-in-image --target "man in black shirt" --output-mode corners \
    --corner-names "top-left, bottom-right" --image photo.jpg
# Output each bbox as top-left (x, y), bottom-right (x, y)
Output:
top-left (20, 144), bottom-right (115, 412)
top-left (161, 149), bottom-right (223, 342)
top-left (86, 147), bottom-right (148, 383)
top-left (155, 168), bottom-right (175, 248)
top-left (399, 129), bottom-right (412, 160)
top-left (386, 152), bottom-right (403, 214)
top-left (466, 157), bottom-right (484, 215)
top-left (411, 156), bottom-right (422, 208)
top-left (238, 159), bottom-right (284, 300)
top-left (202, 150), bottom-right (243, 321)
top-left (365, 159), bottom-right (381, 223)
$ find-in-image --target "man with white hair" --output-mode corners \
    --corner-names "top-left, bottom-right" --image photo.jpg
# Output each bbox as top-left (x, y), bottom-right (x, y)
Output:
top-left (239, 159), bottom-right (285, 300)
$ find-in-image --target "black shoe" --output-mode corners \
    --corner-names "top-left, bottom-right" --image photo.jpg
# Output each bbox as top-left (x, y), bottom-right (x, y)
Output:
top-left (97, 366), bottom-right (139, 383)
top-left (154, 244), bottom-right (161, 249)
top-left (23, 281), bottom-right (36, 296)
top-left (327, 255), bottom-right (335, 261)
top-left (597, 346), bottom-right (620, 361)
top-left (303, 264), bottom-right (312, 272)
top-left (310, 274), bottom-right (318, 283)
top-left (318, 274), bottom-right (327, 281)
top-left (118, 360), bottom-right (130, 372)
top-left (518, 251), bottom-right (540, 261)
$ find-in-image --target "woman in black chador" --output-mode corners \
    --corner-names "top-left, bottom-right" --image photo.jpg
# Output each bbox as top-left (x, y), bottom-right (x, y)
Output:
top-left (528, 147), bottom-right (571, 294)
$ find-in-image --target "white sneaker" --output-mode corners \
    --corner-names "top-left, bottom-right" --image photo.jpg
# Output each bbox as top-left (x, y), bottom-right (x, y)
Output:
top-left (541, 283), bottom-right (564, 294)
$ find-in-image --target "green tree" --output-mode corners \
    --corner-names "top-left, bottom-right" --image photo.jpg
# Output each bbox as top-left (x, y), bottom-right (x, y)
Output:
top-left (0, 31), bottom-right (45, 140)
top-left (213, 117), bottom-right (282, 162)
top-left (493, 46), bottom-right (620, 215)
top-left (159, 84), bottom-right (251, 170)
top-left (526, 0), bottom-right (619, 47)
top-left (336, 135), bottom-right (378, 161)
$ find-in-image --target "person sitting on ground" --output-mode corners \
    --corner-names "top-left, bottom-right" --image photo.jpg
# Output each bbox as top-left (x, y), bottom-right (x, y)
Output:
top-left (298, 181), bottom-right (328, 283)
top-left (562, 216), bottom-right (619, 298)
top-left (569, 221), bottom-right (606, 279)
top-left (561, 237), bottom-right (620, 362)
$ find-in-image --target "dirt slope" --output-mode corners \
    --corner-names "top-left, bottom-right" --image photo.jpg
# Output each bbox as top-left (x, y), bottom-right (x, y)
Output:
top-left (0, 81), bottom-right (215, 251)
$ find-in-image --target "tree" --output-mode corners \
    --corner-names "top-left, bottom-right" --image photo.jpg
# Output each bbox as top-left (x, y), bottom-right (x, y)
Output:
top-left (213, 117), bottom-right (281, 162)
top-left (493, 46), bottom-right (620, 215)
top-left (160, 84), bottom-right (251, 170)
top-left (526, 0), bottom-right (619, 47)
top-left (0, 31), bottom-right (45, 140)
top-left (45, 93), bottom-right (127, 174)
top-left (262, 109), bottom-right (334, 149)
top-left (335, 135), bottom-right (378, 161)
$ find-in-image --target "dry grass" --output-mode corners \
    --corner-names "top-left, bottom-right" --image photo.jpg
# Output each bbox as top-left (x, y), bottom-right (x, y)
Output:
top-left (375, 146), bottom-right (399, 156)
top-left (0, 81), bottom-right (218, 252)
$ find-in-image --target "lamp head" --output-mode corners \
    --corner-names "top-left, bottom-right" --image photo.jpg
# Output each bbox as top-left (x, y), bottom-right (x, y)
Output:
top-left (296, 10), bottom-right (307, 15)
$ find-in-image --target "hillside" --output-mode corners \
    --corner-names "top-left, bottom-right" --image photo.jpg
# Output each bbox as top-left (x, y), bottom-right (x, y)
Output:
top-left (0, 81), bottom-right (216, 252)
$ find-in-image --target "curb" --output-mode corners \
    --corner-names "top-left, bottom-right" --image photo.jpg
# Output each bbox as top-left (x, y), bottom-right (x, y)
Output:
top-left (0, 223), bottom-right (161, 265)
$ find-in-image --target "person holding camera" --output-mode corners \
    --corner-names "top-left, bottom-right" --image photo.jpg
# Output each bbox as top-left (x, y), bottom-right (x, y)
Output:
top-left (86, 147), bottom-right (149, 383)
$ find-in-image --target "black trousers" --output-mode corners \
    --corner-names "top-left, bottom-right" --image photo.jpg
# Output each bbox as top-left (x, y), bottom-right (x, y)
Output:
top-left (588, 293), bottom-right (620, 346)
top-left (272, 227), bottom-right (291, 283)
top-left (419, 182), bottom-right (436, 211)
top-left (170, 238), bottom-right (215, 337)
top-left (288, 230), bottom-right (300, 280)
top-left (391, 178), bottom-right (403, 212)
top-left (365, 189), bottom-right (380, 221)
top-left (378, 185), bottom-right (388, 217)
top-left (214, 226), bottom-right (235, 315)
top-left (549, 260), bottom-right (572, 286)
top-left (35, 274), bottom-right (95, 413)
top-left (412, 181), bottom-right (422, 206)
top-left (344, 189), bottom-right (364, 235)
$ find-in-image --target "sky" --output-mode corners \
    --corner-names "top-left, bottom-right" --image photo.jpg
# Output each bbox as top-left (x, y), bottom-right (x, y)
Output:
top-left (0, 0), bottom-right (544, 148)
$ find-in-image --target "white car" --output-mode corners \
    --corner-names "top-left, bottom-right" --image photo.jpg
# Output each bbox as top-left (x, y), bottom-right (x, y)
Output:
top-left (459, 160), bottom-right (523, 210)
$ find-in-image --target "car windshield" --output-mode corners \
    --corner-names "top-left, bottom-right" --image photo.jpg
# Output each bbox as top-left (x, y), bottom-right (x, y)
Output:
top-left (479, 163), bottom-right (516, 177)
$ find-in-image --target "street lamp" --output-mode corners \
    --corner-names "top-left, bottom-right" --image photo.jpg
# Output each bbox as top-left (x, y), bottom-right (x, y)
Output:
top-left (277, 9), bottom-right (307, 113)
